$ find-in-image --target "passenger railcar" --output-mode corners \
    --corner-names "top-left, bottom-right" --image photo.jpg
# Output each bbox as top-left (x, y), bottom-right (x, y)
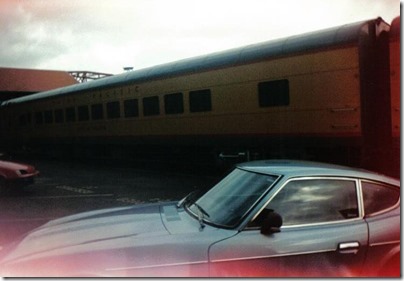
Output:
top-left (0, 17), bottom-right (399, 176)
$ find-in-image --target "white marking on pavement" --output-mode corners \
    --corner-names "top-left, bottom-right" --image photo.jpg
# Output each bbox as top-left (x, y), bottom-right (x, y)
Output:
top-left (29, 194), bottom-right (114, 199)
top-left (116, 197), bottom-right (145, 204)
top-left (56, 185), bottom-right (95, 194)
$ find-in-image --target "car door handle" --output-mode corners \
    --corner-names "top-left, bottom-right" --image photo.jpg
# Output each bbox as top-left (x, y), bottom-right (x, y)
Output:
top-left (338, 242), bottom-right (360, 254)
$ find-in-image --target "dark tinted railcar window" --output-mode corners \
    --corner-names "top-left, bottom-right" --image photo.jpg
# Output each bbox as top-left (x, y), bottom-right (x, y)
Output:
top-left (164, 92), bottom-right (184, 114)
top-left (55, 109), bottom-right (64, 123)
top-left (26, 112), bottom-right (32, 124)
top-left (107, 101), bottom-right (120, 119)
top-left (124, 99), bottom-right (139, 118)
top-left (362, 182), bottom-right (400, 215)
top-left (19, 115), bottom-right (24, 126)
top-left (44, 110), bottom-right (53, 124)
top-left (18, 114), bottom-right (27, 126)
top-left (20, 112), bottom-right (31, 126)
top-left (4, 116), bottom-right (11, 129)
top-left (189, 89), bottom-right (212, 112)
top-left (91, 103), bottom-right (104, 120)
top-left (78, 105), bottom-right (89, 121)
top-left (258, 79), bottom-right (290, 107)
top-left (35, 112), bottom-right (43, 125)
top-left (267, 179), bottom-right (358, 226)
top-left (19, 113), bottom-right (31, 126)
top-left (65, 107), bottom-right (76, 122)
top-left (143, 96), bottom-right (160, 116)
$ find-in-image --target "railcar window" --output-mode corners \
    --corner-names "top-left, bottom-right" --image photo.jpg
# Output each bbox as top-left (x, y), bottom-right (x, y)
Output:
top-left (362, 182), bottom-right (400, 216)
top-left (189, 89), bottom-right (212, 112)
top-left (258, 79), bottom-right (289, 107)
top-left (124, 99), bottom-right (139, 118)
top-left (44, 110), bottom-right (53, 124)
top-left (55, 109), bottom-right (64, 123)
top-left (78, 105), bottom-right (89, 121)
top-left (19, 113), bottom-right (31, 127)
top-left (35, 112), bottom-right (43, 125)
top-left (107, 101), bottom-right (120, 119)
top-left (164, 92), bottom-right (184, 114)
top-left (19, 114), bottom-right (27, 127)
top-left (26, 112), bottom-right (31, 125)
top-left (143, 96), bottom-right (160, 116)
top-left (65, 107), bottom-right (76, 122)
top-left (91, 103), bottom-right (104, 120)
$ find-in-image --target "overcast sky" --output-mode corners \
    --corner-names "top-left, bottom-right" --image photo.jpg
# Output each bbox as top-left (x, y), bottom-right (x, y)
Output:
top-left (0, 0), bottom-right (400, 74)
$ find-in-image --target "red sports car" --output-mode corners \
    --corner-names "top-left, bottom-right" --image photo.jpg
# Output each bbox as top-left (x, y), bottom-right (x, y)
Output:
top-left (0, 160), bottom-right (39, 190)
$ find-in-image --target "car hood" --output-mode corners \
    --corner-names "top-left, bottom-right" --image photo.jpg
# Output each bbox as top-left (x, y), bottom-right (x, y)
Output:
top-left (0, 202), bottom-right (235, 277)
top-left (1, 203), bottom-right (167, 265)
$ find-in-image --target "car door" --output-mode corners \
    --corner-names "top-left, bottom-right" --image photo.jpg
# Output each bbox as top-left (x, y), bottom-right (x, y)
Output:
top-left (208, 177), bottom-right (369, 277)
top-left (361, 180), bottom-right (401, 276)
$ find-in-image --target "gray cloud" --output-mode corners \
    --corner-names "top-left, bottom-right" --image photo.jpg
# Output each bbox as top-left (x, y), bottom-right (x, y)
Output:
top-left (0, 0), bottom-right (400, 74)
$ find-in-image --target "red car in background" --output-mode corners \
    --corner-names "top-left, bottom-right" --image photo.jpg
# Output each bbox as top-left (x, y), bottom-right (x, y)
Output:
top-left (0, 160), bottom-right (39, 191)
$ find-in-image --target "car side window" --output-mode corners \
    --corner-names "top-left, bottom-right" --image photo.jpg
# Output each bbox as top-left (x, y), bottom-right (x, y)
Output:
top-left (362, 181), bottom-right (400, 216)
top-left (266, 179), bottom-right (358, 226)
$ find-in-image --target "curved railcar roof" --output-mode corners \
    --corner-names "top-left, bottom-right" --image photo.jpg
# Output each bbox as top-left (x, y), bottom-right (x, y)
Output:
top-left (1, 18), bottom-right (387, 107)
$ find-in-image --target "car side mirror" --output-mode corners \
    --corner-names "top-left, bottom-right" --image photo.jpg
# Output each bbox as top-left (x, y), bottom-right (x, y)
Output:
top-left (260, 210), bottom-right (283, 235)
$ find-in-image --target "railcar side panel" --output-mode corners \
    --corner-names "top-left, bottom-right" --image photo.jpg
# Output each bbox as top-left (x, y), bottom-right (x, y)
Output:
top-left (5, 47), bottom-right (361, 141)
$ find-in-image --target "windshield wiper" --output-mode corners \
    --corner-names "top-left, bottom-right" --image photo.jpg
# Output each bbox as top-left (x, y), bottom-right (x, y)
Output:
top-left (193, 202), bottom-right (210, 218)
top-left (192, 202), bottom-right (210, 231)
top-left (177, 190), bottom-right (197, 208)
top-left (177, 190), bottom-right (210, 230)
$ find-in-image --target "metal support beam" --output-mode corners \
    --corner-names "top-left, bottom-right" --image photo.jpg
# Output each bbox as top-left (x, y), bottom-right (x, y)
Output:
top-left (68, 71), bottom-right (112, 83)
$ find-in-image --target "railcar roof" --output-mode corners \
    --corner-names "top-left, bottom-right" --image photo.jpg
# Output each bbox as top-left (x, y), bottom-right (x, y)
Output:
top-left (238, 160), bottom-right (400, 186)
top-left (1, 18), bottom-right (388, 107)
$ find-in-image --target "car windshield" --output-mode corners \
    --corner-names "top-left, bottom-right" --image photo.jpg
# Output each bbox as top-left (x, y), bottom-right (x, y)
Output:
top-left (187, 168), bottom-right (278, 228)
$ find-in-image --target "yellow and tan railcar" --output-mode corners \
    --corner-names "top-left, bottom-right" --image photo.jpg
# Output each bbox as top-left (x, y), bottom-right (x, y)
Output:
top-left (0, 17), bottom-right (397, 176)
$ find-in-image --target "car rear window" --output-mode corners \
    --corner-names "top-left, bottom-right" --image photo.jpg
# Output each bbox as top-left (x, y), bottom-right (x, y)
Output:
top-left (362, 181), bottom-right (400, 216)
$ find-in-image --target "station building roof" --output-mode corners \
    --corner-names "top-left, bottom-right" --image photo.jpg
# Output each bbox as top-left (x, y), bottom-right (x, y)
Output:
top-left (0, 67), bottom-right (77, 101)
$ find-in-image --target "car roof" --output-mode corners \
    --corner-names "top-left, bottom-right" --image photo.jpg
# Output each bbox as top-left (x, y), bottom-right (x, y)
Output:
top-left (237, 160), bottom-right (400, 186)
